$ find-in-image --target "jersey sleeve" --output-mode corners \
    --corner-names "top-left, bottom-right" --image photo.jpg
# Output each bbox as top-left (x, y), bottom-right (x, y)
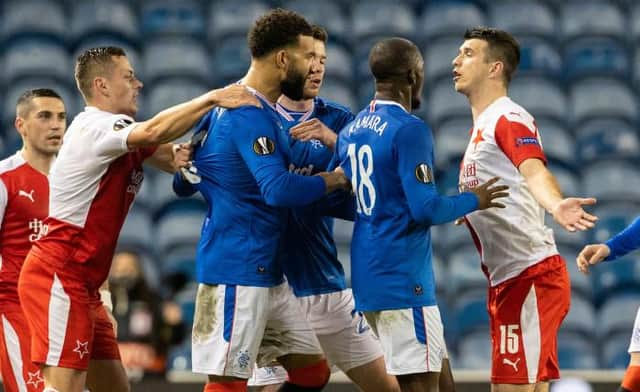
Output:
top-left (604, 215), bottom-right (640, 261)
top-left (395, 120), bottom-right (478, 225)
top-left (0, 179), bottom-right (8, 228)
top-left (229, 108), bottom-right (327, 207)
top-left (93, 114), bottom-right (138, 158)
top-left (494, 115), bottom-right (547, 168)
top-left (172, 172), bottom-right (198, 197)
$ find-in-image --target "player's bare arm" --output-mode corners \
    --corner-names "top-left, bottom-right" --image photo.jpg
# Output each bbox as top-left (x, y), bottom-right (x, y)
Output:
top-left (469, 176), bottom-right (510, 210)
top-left (127, 84), bottom-right (260, 147)
top-left (576, 243), bottom-right (610, 274)
top-left (518, 158), bottom-right (598, 232)
top-left (289, 118), bottom-right (338, 149)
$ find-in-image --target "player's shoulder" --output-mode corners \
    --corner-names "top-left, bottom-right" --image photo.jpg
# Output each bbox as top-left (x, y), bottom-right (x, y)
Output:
top-left (71, 107), bottom-right (135, 133)
top-left (493, 97), bottom-right (536, 131)
top-left (0, 152), bottom-right (27, 177)
top-left (315, 96), bottom-right (353, 117)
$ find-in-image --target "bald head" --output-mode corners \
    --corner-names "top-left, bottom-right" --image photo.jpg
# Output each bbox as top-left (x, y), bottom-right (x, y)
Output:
top-left (369, 38), bottom-right (423, 83)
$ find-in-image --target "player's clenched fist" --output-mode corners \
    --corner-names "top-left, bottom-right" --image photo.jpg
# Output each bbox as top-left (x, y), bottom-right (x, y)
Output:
top-left (470, 176), bottom-right (509, 210)
top-left (316, 167), bottom-right (351, 194)
top-left (576, 243), bottom-right (610, 274)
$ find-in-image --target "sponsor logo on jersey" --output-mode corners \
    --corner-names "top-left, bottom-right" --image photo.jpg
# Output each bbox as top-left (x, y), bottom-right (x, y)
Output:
top-left (253, 137), bottom-right (275, 155)
top-left (415, 163), bottom-right (433, 184)
top-left (18, 189), bottom-right (35, 202)
top-left (29, 218), bottom-right (48, 242)
top-left (127, 169), bottom-right (144, 194)
top-left (288, 163), bottom-right (315, 176)
top-left (414, 284), bottom-right (424, 296)
top-left (113, 118), bottom-right (133, 131)
top-left (502, 357), bottom-right (520, 372)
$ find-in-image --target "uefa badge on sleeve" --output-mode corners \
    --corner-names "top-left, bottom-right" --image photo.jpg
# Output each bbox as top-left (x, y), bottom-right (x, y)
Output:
top-left (415, 163), bottom-right (433, 184)
top-left (253, 136), bottom-right (275, 155)
top-left (113, 118), bottom-right (133, 131)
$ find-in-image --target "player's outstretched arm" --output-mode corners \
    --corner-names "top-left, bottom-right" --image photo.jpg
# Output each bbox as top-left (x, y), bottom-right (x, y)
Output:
top-left (127, 84), bottom-right (260, 148)
top-left (577, 214), bottom-right (640, 273)
top-left (519, 158), bottom-right (598, 232)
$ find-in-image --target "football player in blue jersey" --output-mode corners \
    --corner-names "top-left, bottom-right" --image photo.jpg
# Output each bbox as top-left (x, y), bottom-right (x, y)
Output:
top-left (248, 26), bottom-right (399, 392)
top-left (178, 10), bottom-right (350, 392)
top-left (336, 37), bottom-right (508, 392)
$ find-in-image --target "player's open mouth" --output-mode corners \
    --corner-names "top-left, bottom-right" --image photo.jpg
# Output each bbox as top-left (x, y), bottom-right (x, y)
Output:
top-left (452, 71), bottom-right (461, 82)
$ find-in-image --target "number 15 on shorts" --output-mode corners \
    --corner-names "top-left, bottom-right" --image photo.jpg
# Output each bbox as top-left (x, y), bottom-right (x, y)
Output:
top-left (499, 324), bottom-right (519, 354)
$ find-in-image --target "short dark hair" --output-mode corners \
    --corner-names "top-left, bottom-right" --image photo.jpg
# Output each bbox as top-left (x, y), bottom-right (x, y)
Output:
top-left (248, 8), bottom-right (313, 58)
top-left (75, 46), bottom-right (127, 100)
top-left (311, 25), bottom-right (328, 43)
top-left (369, 37), bottom-right (422, 83)
top-left (464, 27), bottom-right (520, 84)
top-left (16, 88), bottom-right (63, 117)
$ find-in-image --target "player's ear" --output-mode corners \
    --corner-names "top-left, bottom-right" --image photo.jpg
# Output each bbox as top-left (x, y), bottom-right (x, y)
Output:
top-left (408, 69), bottom-right (417, 86)
top-left (275, 49), bottom-right (288, 70)
top-left (14, 116), bottom-right (25, 136)
top-left (94, 76), bottom-right (109, 97)
top-left (489, 61), bottom-right (504, 80)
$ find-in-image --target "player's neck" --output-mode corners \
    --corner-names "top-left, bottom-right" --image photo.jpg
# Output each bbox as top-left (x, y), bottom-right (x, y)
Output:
top-left (277, 95), bottom-right (313, 112)
top-left (374, 83), bottom-right (411, 111)
top-left (20, 148), bottom-right (54, 175)
top-left (469, 85), bottom-right (507, 123)
top-left (242, 63), bottom-right (282, 104)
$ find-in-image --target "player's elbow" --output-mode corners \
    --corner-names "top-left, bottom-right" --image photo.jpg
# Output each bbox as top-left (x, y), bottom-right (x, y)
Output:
top-left (262, 189), bottom-right (291, 207)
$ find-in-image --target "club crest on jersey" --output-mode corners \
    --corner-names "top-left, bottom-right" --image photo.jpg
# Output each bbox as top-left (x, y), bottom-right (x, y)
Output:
top-left (253, 136), bottom-right (275, 155)
top-left (113, 118), bottom-right (133, 131)
top-left (415, 163), bottom-right (433, 184)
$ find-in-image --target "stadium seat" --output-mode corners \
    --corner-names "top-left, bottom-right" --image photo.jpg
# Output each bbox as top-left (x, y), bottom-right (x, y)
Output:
top-left (211, 35), bottom-right (251, 86)
top-left (560, 1), bottom-right (626, 41)
top-left (324, 43), bottom-right (354, 84)
top-left (424, 37), bottom-right (464, 84)
top-left (589, 203), bottom-right (640, 244)
top-left (564, 37), bottom-right (631, 81)
top-left (598, 293), bottom-right (640, 338)
top-left (448, 245), bottom-right (486, 295)
top-left (143, 38), bottom-right (211, 84)
top-left (582, 160), bottom-right (640, 203)
top-left (144, 79), bottom-right (208, 122)
top-left (453, 290), bottom-right (489, 338)
top-left (489, 1), bottom-right (556, 39)
top-left (560, 294), bottom-right (596, 339)
top-left (70, 0), bottom-right (138, 45)
top-left (1, 0), bottom-right (66, 43)
top-left (508, 76), bottom-right (567, 124)
top-left (601, 331), bottom-right (632, 369)
top-left (433, 117), bottom-right (472, 167)
top-left (155, 211), bottom-right (205, 256)
top-left (420, 2), bottom-right (485, 41)
top-left (546, 162), bottom-right (581, 199)
top-left (576, 119), bottom-right (640, 164)
top-left (118, 207), bottom-right (154, 254)
top-left (517, 37), bottom-right (563, 80)
top-left (320, 79), bottom-right (357, 112)
top-left (162, 252), bottom-right (197, 282)
top-left (207, 1), bottom-right (270, 41)
top-left (428, 79), bottom-right (470, 127)
top-left (557, 331), bottom-right (598, 369)
top-left (592, 257), bottom-right (640, 306)
top-left (556, 245), bottom-right (592, 298)
top-left (536, 120), bottom-right (574, 165)
top-left (140, 0), bottom-right (205, 38)
top-left (457, 330), bottom-right (491, 369)
top-left (352, 0), bottom-right (416, 41)
top-left (283, 0), bottom-right (349, 45)
top-left (569, 77), bottom-right (638, 126)
top-left (2, 39), bottom-right (71, 85)
top-left (74, 38), bottom-right (142, 76)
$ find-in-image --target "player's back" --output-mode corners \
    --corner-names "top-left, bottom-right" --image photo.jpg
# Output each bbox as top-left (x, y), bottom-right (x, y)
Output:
top-left (0, 152), bottom-right (49, 302)
top-left (338, 100), bottom-right (437, 311)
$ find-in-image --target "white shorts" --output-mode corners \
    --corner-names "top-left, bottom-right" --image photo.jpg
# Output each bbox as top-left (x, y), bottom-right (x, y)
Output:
top-left (191, 283), bottom-right (322, 378)
top-left (629, 306), bottom-right (640, 353)
top-left (364, 306), bottom-right (446, 375)
top-left (249, 289), bottom-right (383, 386)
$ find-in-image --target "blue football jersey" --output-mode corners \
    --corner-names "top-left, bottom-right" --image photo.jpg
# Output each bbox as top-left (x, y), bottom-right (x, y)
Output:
top-left (275, 97), bottom-right (355, 296)
top-left (186, 93), bottom-right (328, 287)
top-left (336, 100), bottom-right (479, 311)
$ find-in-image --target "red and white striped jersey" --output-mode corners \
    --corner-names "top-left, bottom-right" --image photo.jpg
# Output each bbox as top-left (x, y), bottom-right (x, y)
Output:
top-left (459, 96), bottom-right (558, 287)
top-left (0, 152), bottom-right (49, 302)
top-left (30, 107), bottom-right (156, 290)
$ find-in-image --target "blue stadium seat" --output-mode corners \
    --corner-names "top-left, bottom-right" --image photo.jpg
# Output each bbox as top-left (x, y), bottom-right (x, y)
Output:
top-left (546, 162), bottom-right (581, 200)
top-left (557, 331), bottom-right (598, 369)
top-left (634, 46), bottom-right (640, 88)
top-left (140, 0), bottom-right (205, 38)
top-left (118, 206), bottom-right (154, 254)
top-left (601, 332), bottom-right (632, 369)
top-left (320, 79), bottom-right (357, 113)
top-left (508, 76), bottom-right (567, 124)
top-left (598, 293), bottom-right (640, 338)
top-left (70, 1), bottom-right (138, 44)
top-left (556, 245), bottom-right (591, 297)
top-left (547, 218), bottom-right (587, 250)
top-left (332, 218), bottom-right (353, 246)
top-left (453, 290), bottom-right (489, 338)
top-left (564, 37), bottom-right (631, 81)
top-left (283, 0), bottom-right (349, 45)
top-left (428, 79), bottom-right (470, 127)
top-left (144, 79), bottom-right (208, 121)
top-left (2, 39), bottom-right (71, 85)
top-left (74, 38), bottom-right (142, 76)
top-left (155, 212), bottom-right (205, 255)
top-left (207, 1), bottom-right (269, 41)
top-left (143, 38), bottom-right (211, 84)
top-left (211, 35), bottom-right (251, 86)
top-left (489, 1), bottom-right (556, 39)
top-left (589, 204), bottom-right (640, 244)
top-left (457, 330), bottom-right (491, 369)
top-left (1, 0), bottom-right (66, 42)
top-left (537, 120), bottom-right (574, 165)
top-left (424, 37), bottom-right (463, 83)
top-left (517, 37), bottom-right (563, 80)
top-left (560, 294), bottom-right (596, 339)
top-left (324, 43), bottom-right (353, 83)
top-left (433, 117), bottom-right (472, 167)
top-left (448, 245), bottom-right (486, 295)
top-left (561, 1), bottom-right (626, 41)
top-left (420, 2), bottom-right (485, 41)
top-left (352, 0), bottom-right (416, 40)
top-left (576, 119), bottom-right (639, 164)
top-left (167, 343), bottom-right (192, 371)
top-left (581, 160), bottom-right (640, 203)
top-left (592, 258), bottom-right (640, 306)
top-left (569, 78), bottom-right (638, 126)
